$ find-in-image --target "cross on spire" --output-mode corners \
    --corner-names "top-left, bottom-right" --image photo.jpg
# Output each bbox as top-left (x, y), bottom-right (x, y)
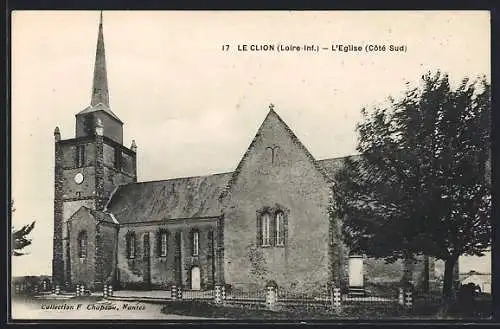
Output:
top-left (269, 103), bottom-right (275, 111)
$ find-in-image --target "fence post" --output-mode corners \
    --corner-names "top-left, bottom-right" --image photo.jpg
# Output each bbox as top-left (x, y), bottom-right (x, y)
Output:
top-left (55, 285), bottom-right (61, 295)
top-left (108, 284), bottom-right (113, 297)
top-left (171, 285), bottom-right (177, 300)
top-left (266, 283), bottom-right (277, 311)
top-left (214, 284), bottom-right (222, 304)
top-left (333, 286), bottom-right (341, 309)
top-left (221, 285), bottom-right (226, 303)
top-left (177, 286), bottom-right (183, 299)
top-left (213, 284), bottom-right (226, 304)
top-left (43, 280), bottom-right (48, 291)
top-left (76, 284), bottom-right (81, 297)
top-left (404, 290), bottom-right (413, 310)
top-left (103, 285), bottom-right (108, 298)
top-left (398, 288), bottom-right (404, 306)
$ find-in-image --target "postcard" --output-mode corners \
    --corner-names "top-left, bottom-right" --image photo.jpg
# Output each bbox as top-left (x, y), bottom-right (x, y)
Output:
top-left (10, 10), bottom-right (491, 321)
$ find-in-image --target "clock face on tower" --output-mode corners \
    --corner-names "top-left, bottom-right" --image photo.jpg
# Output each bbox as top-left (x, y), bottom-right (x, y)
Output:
top-left (74, 173), bottom-right (84, 185)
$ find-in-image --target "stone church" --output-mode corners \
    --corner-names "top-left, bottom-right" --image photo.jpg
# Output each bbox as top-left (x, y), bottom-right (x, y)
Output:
top-left (52, 14), bottom-right (437, 294)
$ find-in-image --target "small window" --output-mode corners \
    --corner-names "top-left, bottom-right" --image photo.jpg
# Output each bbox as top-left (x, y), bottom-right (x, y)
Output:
top-left (276, 212), bottom-right (285, 246)
top-left (143, 233), bottom-right (150, 258)
top-left (262, 213), bottom-right (271, 246)
top-left (192, 230), bottom-right (199, 256)
top-left (78, 231), bottom-right (87, 258)
top-left (266, 145), bottom-right (280, 165)
top-left (76, 145), bottom-right (85, 167)
top-left (159, 230), bottom-right (168, 257)
top-left (114, 148), bottom-right (122, 170)
top-left (127, 232), bottom-right (136, 259)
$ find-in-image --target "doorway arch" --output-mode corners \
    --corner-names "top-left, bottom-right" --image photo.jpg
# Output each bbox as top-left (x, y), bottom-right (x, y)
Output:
top-left (348, 256), bottom-right (364, 287)
top-left (191, 266), bottom-right (201, 290)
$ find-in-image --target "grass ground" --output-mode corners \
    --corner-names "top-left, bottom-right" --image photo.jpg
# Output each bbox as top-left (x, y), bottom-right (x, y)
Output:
top-left (160, 298), bottom-right (492, 320)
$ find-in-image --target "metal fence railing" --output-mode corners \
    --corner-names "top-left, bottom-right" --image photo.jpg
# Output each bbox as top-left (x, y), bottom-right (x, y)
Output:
top-left (12, 279), bottom-right (53, 295)
top-left (182, 289), bottom-right (215, 300)
top-left (226, 289), bottom-right (266, 302)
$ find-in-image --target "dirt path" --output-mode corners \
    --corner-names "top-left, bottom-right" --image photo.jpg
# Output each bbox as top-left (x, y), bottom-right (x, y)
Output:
top-left (11, 297), bottom-right (215, 320)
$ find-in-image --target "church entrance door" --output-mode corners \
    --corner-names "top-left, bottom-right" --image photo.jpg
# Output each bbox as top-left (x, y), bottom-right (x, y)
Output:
top-left (143, 233), bottom-right (151, 286)
top-left (348, 256), bottom-right (364, 287)
top-left (191, 267), bottom-right (201, 290)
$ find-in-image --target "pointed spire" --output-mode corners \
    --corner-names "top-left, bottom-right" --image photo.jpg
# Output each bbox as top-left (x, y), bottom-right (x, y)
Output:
top-left (91, 11), bottom-right (109, 107)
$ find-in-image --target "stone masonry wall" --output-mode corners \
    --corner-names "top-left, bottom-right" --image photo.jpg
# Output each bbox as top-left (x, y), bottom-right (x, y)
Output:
top-left (116, 220), bottom-right (217, 290)
top-left (53, 140), bottom-right (64, 285)
top-left (69, 210), bottom-right (96, 289)
top-left (222, 112), bottom-right (333, 294)
top-left (98, 223), bottom-right (118, 285)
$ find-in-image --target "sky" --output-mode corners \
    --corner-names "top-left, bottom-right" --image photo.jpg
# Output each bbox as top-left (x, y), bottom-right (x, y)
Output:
top-left (11, 11), bottom-right (490, 276)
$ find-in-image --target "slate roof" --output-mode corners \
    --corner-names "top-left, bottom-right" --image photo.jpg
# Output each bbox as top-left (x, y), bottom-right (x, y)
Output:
top-left (105, 157), bottom-right (352, 225)
top-left (89, 209), bottom-right (118, 224)
top-left (76, 103), bottom-right (122, 123)
top-left (69, 206), bottom-right (117, 224)
top-left (102, 110), bottom-right (363, 225)
top-left (316, 154), bottom-right (363, 180)
top-left (106, 172), bottom-right (232, 224)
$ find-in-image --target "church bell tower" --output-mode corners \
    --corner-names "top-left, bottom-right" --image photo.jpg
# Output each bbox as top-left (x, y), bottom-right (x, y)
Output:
top-left (52, 12), bottom-right (138, 287)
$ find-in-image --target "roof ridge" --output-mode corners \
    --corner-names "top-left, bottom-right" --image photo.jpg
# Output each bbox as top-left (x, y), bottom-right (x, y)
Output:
top-left (316, 153), bottom-right (363, 162)
top-left (67, 206), bottom-right (91, 221)
top-left (77, 104), bottom-right (123, 123)
top-left (121, 171), bottom-right (233, 186)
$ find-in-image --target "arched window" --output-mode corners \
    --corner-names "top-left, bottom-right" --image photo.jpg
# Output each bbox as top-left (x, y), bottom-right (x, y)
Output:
top-left (266, 145), bottom-right (280, 165)
top-left (158, 229), bottom-right (168, 257)
top-left (276, 211), bottom-right (285, 246)
top-left (257, 208), bottom-right (287, 247)
top-left (78, 231), bottom-right (87, 258)
top-left (126, 232), bottom-right (136, 259)
top-left (143, 233), bottom-right (150, 258)
top-left (192, 230), bottom-right (199, 256)
top-left (75, 145), bottom-right (85, 167)
top-left (261, 213), bottom-right (271, 246)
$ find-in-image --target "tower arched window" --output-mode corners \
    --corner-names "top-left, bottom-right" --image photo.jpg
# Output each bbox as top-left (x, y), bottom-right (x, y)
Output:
top-left (114, 147), bottom-right (122, 170)
top-left (76, 145), bottom-right (86, 167)
top-left (78, 231), bottom-right (87, 258)
top-left (126, 232), bottom-right (136, 259)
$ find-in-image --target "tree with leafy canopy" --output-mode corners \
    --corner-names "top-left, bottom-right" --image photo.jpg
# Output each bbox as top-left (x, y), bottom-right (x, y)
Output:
top-left (329, 71), bottom-right (491, 310)
top-left (11, 200), bottom-right (36, 256)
